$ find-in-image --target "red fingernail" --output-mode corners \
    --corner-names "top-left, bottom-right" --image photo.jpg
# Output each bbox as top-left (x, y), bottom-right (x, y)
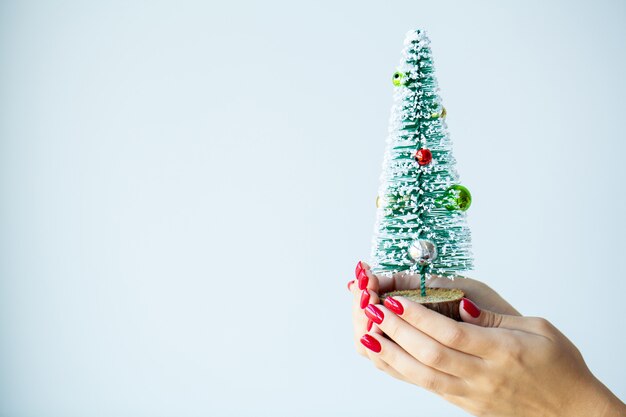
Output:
top-left (358, 269), bottom-right (368, 290)
top-left (355, 261), bottom-right (363, 278)
top-left (461, 298), bottom-right (480, 318)
top-left (347, 280), bottom-right (354, 291)
top-left (364, 304), bottom-right (384, 324)
top-left (360, 289), bottom-right (370, 309)
top-left (366, 319), bottom-right (373, 332)
top-left (384, 296), bottom-right (404, 315)
top-left (360, 334), bottom-right (381, 353)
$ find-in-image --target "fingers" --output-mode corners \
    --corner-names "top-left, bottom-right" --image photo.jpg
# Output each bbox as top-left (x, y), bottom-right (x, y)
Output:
top-left (427, 275), bottom-right (521, 316)
top-left (352, 292), bottom-right (371, 357)
top-left (349, 264), bottom-right (374, 296)
top-left (355, 262), bottom-right (417, 293)
top-left (359, 331), bottom-right (409, 382)
top-left (360, 333), bottom-right (468, 396)
top-left (426, 274), bottom-right (483, 292)
top-left (365, 303), bottom-right (482, 378)
top-left (351, 261), bottom-right (382, 356)
top-left (375, 273), bottom-right (396, 294)
top-left (459, 298), bottom-right (548, 335)
top-left (368, 354), bottom-right (409, 383)
top-left (355, 261), bottom-right (371, 291)
top-left (385, 296), bottom-right (501, 357)
top-left (352, 266), bottom-right (381, 307)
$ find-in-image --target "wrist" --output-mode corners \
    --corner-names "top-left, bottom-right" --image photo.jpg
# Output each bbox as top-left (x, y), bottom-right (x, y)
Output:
top-left (571, 375), bottom-right (625, 417)
top-left (593, 382), bottom-right (626, 417)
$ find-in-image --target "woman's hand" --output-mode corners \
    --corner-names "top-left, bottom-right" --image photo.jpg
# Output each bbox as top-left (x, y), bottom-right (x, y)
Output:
top-left (349, 261), bottom-right (519, 359)
top-left (348, 262), bottom-right (626, 417)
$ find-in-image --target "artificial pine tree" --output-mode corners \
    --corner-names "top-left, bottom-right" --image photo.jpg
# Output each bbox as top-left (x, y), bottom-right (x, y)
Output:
top-left (369, 29), bottom-right (473, 320)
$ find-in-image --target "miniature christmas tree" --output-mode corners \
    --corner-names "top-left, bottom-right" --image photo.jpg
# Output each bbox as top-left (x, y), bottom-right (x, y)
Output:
top-left (369, 29), bottom-right (473, 319)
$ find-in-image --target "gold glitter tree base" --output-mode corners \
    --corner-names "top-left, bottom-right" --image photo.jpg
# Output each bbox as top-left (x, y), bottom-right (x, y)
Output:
top-left (381, 288), bottom-right (464, 321)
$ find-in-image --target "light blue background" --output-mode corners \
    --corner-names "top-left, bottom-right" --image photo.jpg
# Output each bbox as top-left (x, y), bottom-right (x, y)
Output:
top-left (1, 1), bottom-right (625, 416)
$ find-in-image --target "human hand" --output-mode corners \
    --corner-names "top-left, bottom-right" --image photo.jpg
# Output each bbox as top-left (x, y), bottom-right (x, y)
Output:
top-left (349, 261), bottom-right (519, 356)
top-left (354, 286), bottom-right (626, 417)
top-left (349, 261), bottom-right (517, 379)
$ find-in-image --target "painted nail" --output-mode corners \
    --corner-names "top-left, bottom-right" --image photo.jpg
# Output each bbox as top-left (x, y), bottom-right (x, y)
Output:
top-left (384, 296), bottom-right (404, 315)
top-left (360, 289), bottom-right (370, 309)
top-left (461, 297), bottom-right (481, 318)
top-left (355, 261), bottom-right (363, 278)
top-left (366, 319), bottom-right (373, 332)
top-left (364, 304), bottom-right (384, 325)
top-left (357, 269), bottom-right (369, 290)
top-left (360, 334), bottom-right (381, 353)
top-left (347, 280), bottom-right (354, 291)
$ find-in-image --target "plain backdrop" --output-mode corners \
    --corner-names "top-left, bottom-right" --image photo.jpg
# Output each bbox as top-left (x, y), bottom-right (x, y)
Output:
top-left (1, 1), bottom-right (625, 416)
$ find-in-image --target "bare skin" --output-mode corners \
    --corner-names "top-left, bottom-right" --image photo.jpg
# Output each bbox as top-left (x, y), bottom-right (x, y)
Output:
top-left (349, 263), bottom-right (626, 417)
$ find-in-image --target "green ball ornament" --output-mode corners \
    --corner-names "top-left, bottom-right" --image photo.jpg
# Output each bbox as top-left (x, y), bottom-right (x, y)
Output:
top-left (430, 106), bottom-right (446, 119)
top-left (392, 71), bottom-right (406, 86)
top-left (440, 185), bottom-right (472, 211)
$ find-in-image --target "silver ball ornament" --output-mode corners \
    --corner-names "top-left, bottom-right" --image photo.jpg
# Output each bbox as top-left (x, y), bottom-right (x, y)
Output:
top-left (408, 239), bottom-right (438, 265)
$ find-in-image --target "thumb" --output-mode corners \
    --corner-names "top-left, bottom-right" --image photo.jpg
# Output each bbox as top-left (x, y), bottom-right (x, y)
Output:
top-left (460, 297), bottom-right (533, 332)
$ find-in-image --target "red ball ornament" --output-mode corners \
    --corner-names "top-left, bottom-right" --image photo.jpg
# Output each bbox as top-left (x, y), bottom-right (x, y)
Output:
top-left (414, 148), bottom-right (432, 166)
